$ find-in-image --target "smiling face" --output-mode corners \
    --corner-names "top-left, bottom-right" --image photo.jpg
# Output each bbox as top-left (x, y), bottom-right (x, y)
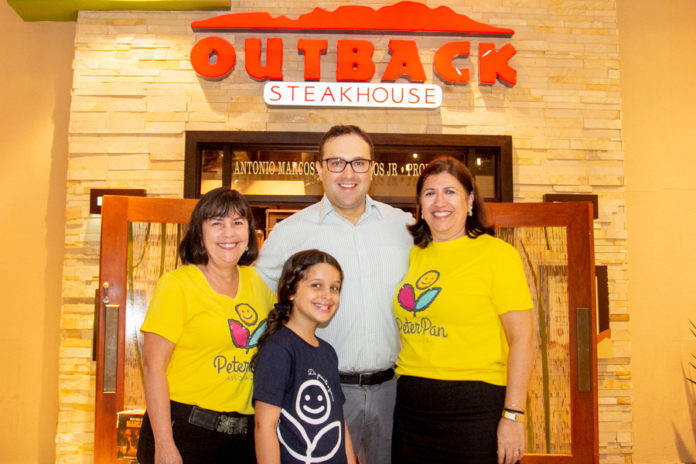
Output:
top-left (420, 172), bottom-right (474, 242)
top-left (316, 133), bottom-right (373, 224)
top-left (235, 303), bottom-right (258, 326)
top-left (201, 210), bottom-right (249, 270)
top-left (289, 263), bottom-right (341, 328)
top-left (416, 270), bottom-right (440, 290)
top-left (295, 379), bottom-right (331, 424)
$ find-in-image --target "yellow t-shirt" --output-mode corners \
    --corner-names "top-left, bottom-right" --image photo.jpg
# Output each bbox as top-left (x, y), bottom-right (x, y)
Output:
top-left (393, 234), bottom-right (533, 385)
top-left (141, 264), bottom-right (274, 414)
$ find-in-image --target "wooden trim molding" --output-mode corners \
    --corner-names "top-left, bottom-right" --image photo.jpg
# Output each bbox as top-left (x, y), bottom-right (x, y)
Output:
top-left (8, 0), bottom-right (229, 22)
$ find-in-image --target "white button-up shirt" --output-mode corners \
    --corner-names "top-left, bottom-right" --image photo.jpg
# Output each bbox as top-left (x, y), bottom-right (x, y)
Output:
top-left (255, 195), bottom-right (414, 372)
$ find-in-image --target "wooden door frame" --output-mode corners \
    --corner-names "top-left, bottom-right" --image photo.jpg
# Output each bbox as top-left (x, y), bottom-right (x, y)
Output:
top-left (488, 201), bottom-right (599, 463)
top-left (95, 198), bottom-right (597, 464)
top-left (95, 196), bottom-right (198, 464)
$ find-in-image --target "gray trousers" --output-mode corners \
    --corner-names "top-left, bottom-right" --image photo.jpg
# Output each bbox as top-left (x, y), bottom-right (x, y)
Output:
top-left (341, 377), bottom-right (396, 464)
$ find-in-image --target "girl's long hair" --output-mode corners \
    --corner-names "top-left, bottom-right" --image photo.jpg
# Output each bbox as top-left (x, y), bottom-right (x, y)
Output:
top-left (251, 249), bottom-right (343, 371)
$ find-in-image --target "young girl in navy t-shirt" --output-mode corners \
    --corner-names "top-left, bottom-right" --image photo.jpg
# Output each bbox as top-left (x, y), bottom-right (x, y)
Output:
top-left (252, 249), bottom-right (357, 464)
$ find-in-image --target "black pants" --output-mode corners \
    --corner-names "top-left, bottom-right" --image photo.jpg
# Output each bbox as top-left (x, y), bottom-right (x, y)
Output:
top-left (137, 401), bottom-right (255, 464)
top-left (392, 376), bottom-right (506, 464)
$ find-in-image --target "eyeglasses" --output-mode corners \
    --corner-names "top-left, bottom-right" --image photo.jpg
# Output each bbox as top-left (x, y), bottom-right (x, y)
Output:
top-left (322, 157), bottom-right (373, 173)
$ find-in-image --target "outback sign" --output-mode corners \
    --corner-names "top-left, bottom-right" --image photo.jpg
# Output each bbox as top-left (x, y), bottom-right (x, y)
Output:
top-left (190, 1), bottom-right (516, 108)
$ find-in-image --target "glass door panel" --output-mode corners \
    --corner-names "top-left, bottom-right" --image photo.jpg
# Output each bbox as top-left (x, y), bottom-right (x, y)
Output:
top-left (498, 226), bottom-right (572, 455)
top-left (123, 222), bottom-right (186, 411)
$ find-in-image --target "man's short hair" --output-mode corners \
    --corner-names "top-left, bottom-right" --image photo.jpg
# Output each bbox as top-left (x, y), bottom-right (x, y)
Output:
top-left (317, 125), bottom-right (374, 161)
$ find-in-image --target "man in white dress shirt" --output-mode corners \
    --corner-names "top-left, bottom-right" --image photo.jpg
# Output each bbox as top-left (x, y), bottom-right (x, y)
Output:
top-left (255, 125), bottom-right (413, 464)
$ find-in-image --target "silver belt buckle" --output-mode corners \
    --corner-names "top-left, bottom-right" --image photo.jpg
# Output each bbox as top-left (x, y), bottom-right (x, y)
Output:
top-left (358, 372), bottom-right (367, 385)
top-left (216, 414), bottom-right (248, 435)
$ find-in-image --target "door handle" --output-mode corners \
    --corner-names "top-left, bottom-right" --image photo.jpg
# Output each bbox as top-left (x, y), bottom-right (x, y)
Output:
top-left (103, 303), bottom-right (120, 393)
top-left (576, 307), bottom-right (591, 393)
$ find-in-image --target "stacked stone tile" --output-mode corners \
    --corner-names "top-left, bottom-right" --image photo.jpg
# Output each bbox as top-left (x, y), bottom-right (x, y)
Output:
top-left (59, 2), bottom-right (631, 462)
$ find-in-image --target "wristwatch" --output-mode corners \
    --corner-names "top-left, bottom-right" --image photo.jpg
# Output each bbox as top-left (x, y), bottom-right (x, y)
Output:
top-left (501, 409), bottom-right (525, 423)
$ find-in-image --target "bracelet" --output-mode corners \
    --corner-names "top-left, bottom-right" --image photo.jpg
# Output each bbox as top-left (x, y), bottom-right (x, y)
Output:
top-left (501, 409), bottom-right (525, 423)
top-left (503, 407), bottom-right (525, 414)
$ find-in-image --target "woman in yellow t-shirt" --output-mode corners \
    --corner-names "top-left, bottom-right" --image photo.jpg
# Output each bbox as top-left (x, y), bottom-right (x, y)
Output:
top-left (137, 188), bottom-right (275, 464)
top-left (392, 158), bottom-right (534, 464)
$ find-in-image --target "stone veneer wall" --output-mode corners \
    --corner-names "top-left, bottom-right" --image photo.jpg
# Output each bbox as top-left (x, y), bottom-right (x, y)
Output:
top-left (57, 1), bottom-right (631, 462)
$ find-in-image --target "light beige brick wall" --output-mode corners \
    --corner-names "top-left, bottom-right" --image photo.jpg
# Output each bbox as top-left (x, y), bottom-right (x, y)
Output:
top-left (59, 2), bottom-right (630, 463)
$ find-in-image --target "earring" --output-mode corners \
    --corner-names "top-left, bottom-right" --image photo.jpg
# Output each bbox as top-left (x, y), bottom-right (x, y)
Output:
top-left (468, 209), bottom-right (473, 217)
top-left (420, 212), bottom-right (424, 220)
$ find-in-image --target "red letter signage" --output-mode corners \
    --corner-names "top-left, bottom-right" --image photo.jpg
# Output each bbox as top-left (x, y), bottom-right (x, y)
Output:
top-left (245, 38), bottom-right (284, 80)
top-left (297, 39), bottom-right (328, 80)
top-left (434, 41), bottom-right (470, 83)
top-left (336, 40), bottom-right (376, 82)
top-left (190, 2), bottom-right (518, 108)
top-left (190, 36), bottom-right (236, 79)
top-left (479, 43), bottom-right (517, 86)
top-left (382, 40), bottom-right (426, 82)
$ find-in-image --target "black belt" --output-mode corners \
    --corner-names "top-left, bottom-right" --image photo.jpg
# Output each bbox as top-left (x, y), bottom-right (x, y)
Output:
top-left (339, 368), bottom-right (394, 386)
top-left (171, 401), bottom-right (251, 435)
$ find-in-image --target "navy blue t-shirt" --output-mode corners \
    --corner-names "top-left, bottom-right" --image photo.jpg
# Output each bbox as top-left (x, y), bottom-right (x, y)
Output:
top-left (253, 326), bottom-right (347, 464)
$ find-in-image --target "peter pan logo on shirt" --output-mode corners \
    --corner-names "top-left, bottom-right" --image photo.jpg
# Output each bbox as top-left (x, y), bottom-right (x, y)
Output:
top-left (228, 303), bottom-right (267, 352)
top-left (396, 270), bottom-right (442, 317)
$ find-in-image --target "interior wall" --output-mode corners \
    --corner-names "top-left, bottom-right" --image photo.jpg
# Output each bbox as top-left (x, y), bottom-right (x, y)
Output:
top-left (0, 2), bottom-right (74, 463)
top-left (1, 0), bottom-right (693, 462)
top-left (60, 2), bottom-right (631, 462)
top-left (618, 0), bottom-right (696, 462)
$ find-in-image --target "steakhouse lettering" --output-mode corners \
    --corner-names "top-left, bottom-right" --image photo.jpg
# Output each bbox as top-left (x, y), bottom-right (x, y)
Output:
top-left (264, 82), bottom-right (442, 108)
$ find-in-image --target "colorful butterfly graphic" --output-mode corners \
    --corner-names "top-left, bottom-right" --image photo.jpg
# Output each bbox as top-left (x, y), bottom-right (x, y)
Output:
top-left (228, 303), bottom-right (267, 352)
top-left (397, 270), bottom-right (441, 317)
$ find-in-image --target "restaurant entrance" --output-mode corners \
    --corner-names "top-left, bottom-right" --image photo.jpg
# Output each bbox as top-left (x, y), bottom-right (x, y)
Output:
top-left (182, 130), bottom-right (513, 247)
top-left (94, 194), bottom-right (598, 463)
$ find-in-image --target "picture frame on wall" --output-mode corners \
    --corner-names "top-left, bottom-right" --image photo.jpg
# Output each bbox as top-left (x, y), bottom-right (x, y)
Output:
top-left (265, 209), bottom-right (299, 238)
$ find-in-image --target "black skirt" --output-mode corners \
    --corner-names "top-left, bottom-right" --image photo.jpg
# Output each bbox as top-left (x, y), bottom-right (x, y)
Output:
top-left (392, 376), bottom-right (505, 464)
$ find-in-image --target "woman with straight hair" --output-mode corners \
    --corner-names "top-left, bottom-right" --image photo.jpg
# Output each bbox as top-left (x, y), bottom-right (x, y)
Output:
top-left (137, 187), bottom-right (274, 464)
top-left (392, 157), bottom-right (534, 464)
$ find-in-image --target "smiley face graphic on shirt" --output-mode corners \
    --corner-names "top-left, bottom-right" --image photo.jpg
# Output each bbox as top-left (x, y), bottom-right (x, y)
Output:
top-left (279, 379), bottom-right (342, 464)
top-left (416, 270), bottom-right (440, 289)
top-left (296, 380), bottom-right (331, 425)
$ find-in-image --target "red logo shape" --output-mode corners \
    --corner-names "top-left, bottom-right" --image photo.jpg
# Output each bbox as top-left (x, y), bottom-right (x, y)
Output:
top-left (191, 1), bottom-right (514, 36)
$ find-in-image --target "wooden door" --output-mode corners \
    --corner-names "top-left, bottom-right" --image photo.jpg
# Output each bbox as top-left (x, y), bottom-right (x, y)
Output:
top-left (489, 202), bottom-right (598, 463)
top-left (95, 196), bottom-right (197, 464)
top-left (94, 198), bottom-right (597, 463)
